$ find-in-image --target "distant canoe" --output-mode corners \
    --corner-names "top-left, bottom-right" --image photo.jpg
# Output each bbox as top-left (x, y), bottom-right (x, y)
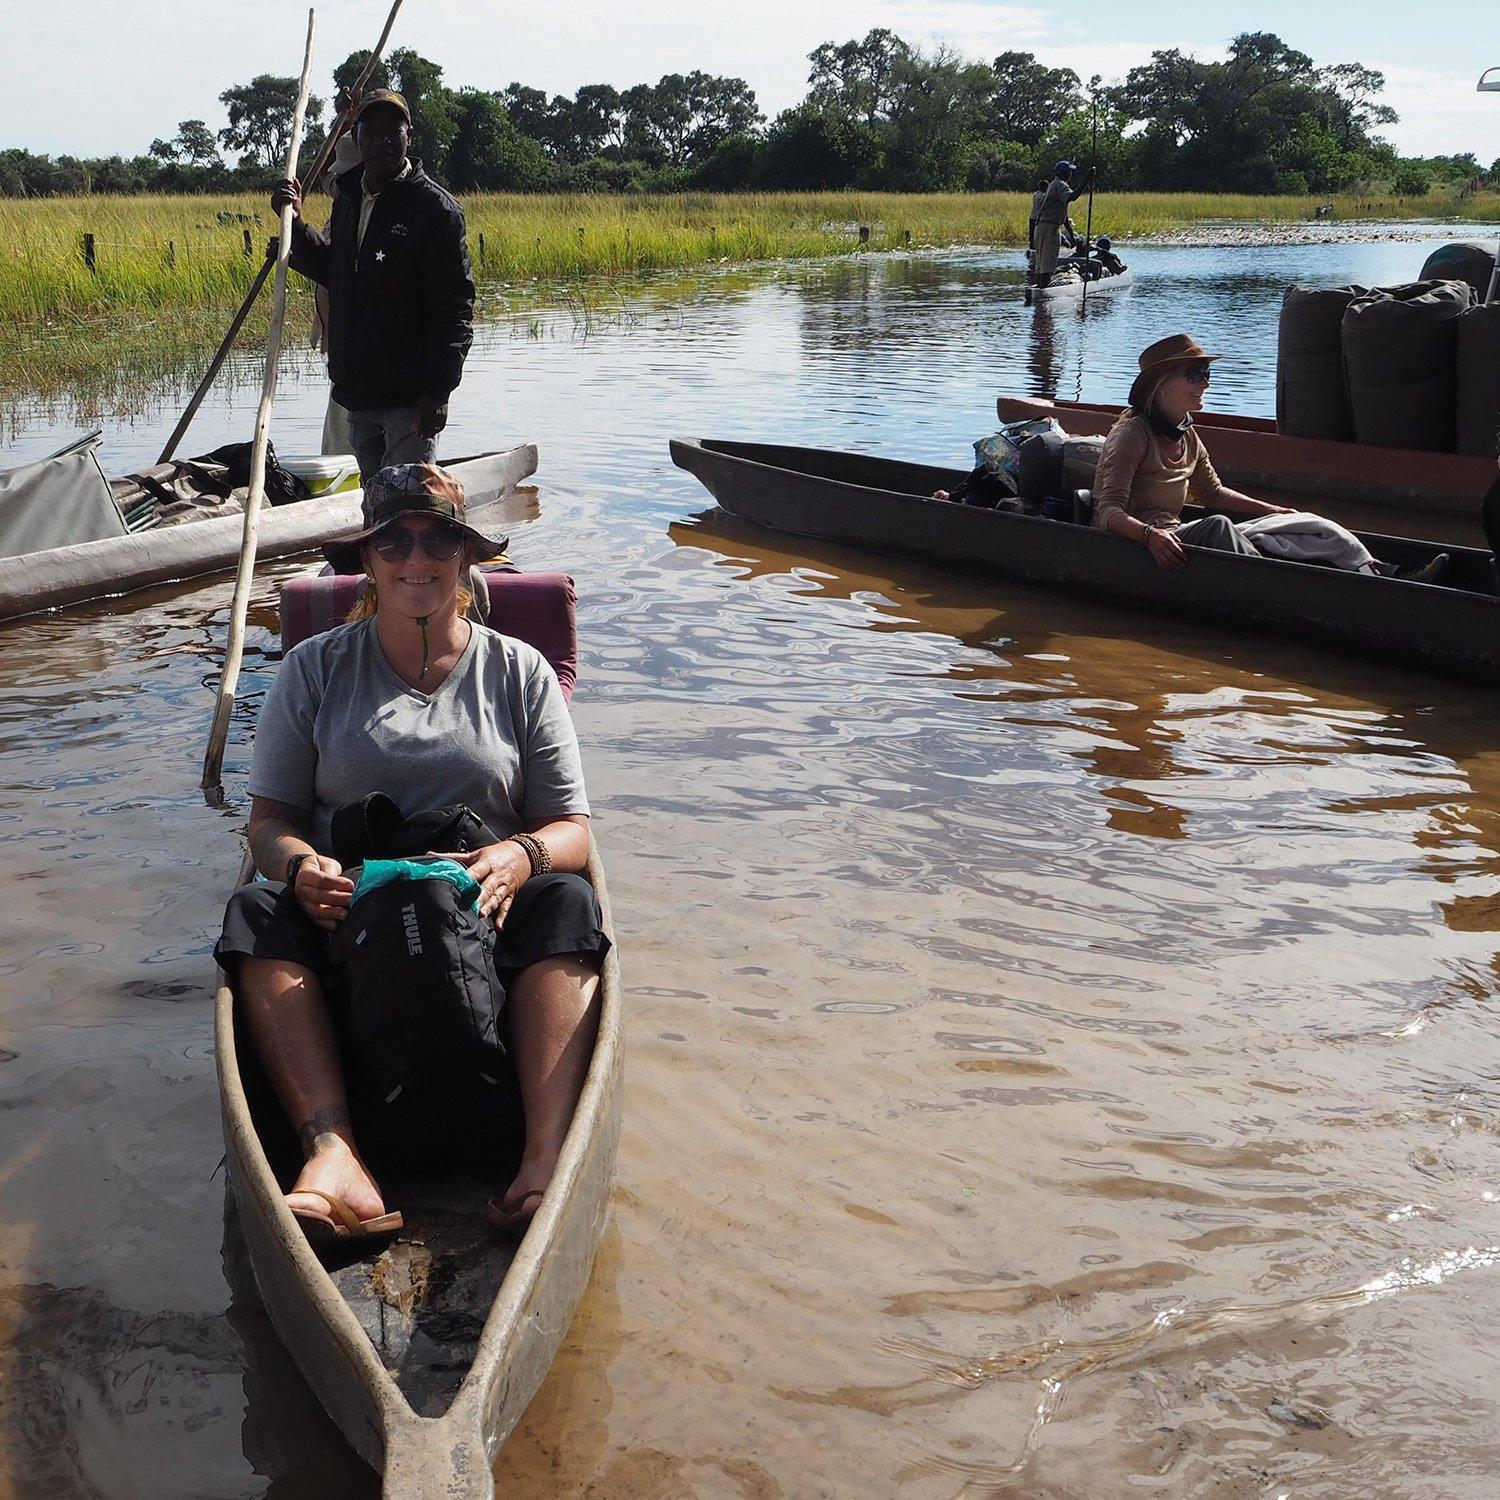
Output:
top-left (997, 395), bottom-right (1491, 517)
top-left (1025, 266), bottom-right (1132, 305)
top-left (0, 444), bottom-right (538, 624)
top-left (670, 436), bottom-right (1500, 686)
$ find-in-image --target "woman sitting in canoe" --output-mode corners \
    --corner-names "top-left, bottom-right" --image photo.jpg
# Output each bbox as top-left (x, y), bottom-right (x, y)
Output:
top-left (216, 464), bottom-right (608, 1246)
top-left (1096, 334), bottom-right (1448, 584)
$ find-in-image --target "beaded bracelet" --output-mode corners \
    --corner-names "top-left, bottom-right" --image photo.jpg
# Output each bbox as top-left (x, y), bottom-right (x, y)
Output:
top-left (506, 832), bottom-right (552, 877)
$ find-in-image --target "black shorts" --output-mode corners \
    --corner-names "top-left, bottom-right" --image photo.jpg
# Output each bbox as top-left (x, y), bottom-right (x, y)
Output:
top-left (216, 870), bottom-right (610, 979)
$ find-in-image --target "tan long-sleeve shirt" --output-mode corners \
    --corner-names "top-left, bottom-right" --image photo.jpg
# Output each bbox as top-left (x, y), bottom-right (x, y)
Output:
top-left (1090, 413), bottom-right (1227, 531)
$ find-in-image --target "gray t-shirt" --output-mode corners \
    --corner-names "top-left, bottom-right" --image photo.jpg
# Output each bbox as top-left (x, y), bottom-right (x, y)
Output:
top-left (1036, 178), bottom-right (1074, 225)
top-left (249, 619), bottom-right (589, 852)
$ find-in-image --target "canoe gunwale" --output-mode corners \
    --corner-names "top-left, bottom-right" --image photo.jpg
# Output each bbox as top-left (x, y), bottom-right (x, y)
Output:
top-left (668, 436), bottom-right (1500, 686)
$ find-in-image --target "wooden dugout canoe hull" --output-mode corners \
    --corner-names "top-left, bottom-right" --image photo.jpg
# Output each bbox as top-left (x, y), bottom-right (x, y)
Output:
top-left (669, 437), bottom-right (1500, 686)
top-left (215, 844), bottom-right (621, 1497)
top-left (996, 395), bottom-right (1492, 517)
top-left (0, 444), bottom-right (539, 624)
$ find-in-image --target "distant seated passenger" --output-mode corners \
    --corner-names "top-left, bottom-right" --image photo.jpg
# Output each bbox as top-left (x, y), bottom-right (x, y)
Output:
top-left (1090, 235), bottom-right (1126, 275)
top-left (1094, 334), bottom-right (1450, 584)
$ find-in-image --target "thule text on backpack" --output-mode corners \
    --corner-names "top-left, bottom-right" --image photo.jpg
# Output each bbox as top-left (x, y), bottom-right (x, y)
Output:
top-left (401, 902), bottom-right (423, 956)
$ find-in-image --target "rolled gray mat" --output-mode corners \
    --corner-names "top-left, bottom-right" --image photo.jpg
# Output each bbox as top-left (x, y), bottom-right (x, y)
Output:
top-left (1342, 280), bottom-right (1473, 452)
top-left (1456, 302), bottom-right (1500, 460)
top-left (1276, 284), bottom-right (1367, 440)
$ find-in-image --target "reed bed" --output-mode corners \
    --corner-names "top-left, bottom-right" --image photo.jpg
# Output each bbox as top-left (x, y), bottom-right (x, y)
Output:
top-left (2, 188), bottom-right (1495, 414)
top-left (5, 189), bottom-right (1497, 323)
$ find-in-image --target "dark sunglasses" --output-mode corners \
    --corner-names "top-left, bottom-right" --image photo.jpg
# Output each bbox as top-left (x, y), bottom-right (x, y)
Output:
top-left (1181, 364), bottom-right (1212, 385)
top-left (371, 524), bottom-right (465, 563)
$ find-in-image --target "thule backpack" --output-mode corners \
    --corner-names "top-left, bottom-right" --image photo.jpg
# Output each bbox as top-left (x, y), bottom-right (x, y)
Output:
top-left (327, 872), bottom-right (509, 1105)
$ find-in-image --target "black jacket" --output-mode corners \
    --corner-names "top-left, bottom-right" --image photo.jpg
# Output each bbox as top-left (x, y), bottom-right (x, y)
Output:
top-left (289, 160), bottom-right (474, 412)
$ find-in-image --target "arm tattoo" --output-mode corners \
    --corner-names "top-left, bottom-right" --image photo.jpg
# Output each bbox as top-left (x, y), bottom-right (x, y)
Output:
top-left (298, 1104), bottom-right (351, 1154)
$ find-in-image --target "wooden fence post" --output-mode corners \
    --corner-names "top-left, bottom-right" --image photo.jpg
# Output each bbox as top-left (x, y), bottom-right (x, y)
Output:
top-left (243, 227), bottom-right (253, 258)
top-left (477, 231), bottom-right (485, 265)
top-left (82, 232), bottom-right (96, 273)
top-left (167, 240), bottom-right (176, 268)
top-left (858, 225), bottom-right (871, 245)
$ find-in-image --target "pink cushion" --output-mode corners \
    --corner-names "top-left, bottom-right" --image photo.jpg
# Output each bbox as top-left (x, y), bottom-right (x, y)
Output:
top-left (279, 571), bottom-right (578, 699)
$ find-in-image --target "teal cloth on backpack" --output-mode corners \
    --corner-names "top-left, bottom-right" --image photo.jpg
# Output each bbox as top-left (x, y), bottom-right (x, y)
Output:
top-left (350, 857), bottom-right (480, 909)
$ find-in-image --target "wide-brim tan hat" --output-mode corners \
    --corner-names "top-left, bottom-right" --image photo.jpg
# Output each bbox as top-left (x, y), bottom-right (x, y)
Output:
top-left (1128, 333), bottom-right (1220, 410)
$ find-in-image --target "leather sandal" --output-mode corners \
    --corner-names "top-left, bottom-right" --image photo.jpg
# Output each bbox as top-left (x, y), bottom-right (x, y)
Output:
top-left (290, 1189), bottom-right (403, 1252)
top-left (485, 1189), bottom-right (544, 1237)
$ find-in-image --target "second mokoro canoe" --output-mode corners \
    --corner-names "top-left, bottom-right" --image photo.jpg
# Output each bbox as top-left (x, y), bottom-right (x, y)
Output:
top-left (0, 443), bottom-right (538, 625)
top-left (997, 395), bottom-right (1492, 517)
top-left (1024, 266), bottom-right (1132, 304)
top-left (669, 436), bottom-right (1500, 686)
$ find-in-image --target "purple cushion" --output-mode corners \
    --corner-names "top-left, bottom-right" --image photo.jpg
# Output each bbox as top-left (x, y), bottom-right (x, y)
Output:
top-left (279, 571), bottom-right (578, 699)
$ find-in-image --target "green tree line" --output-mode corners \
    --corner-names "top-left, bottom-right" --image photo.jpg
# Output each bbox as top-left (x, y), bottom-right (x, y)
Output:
top-left (2, 30), bottom-right (1492, 199)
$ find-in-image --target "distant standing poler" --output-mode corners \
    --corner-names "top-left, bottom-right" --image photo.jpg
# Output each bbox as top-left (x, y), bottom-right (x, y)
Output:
top-left (1031, 160), bottom-right (1096, 287)
top-left (1027, 177), bottom-right (1049, 275)
top-left (271, 89), bottom-right (475, 480)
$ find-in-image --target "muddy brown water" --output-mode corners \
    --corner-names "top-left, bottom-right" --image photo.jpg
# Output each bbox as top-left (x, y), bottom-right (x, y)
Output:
top-left (1, 235), bottom-right (1499, 1497)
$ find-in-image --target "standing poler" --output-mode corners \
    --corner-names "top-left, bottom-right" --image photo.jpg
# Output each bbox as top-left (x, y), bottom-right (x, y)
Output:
top-left (271, 88), bottom-right (475, 480)
top-left (1027, 177), bottom-right (1049, 276)
top-left (1031, 159), bottom-right (1096, 288)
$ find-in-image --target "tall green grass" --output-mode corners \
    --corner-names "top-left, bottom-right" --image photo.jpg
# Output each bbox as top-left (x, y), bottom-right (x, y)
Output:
top-left (2, 188), bottom-right (1495, 414)
top-left (5, 188), bottom-right (1496, 323)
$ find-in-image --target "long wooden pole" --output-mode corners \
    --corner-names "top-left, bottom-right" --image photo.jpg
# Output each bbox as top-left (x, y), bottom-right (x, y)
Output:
top-left (159, 0), bottom-right (407, 464)
top-left (1080, 79), bottom-right (1099, 311)
top-left (156, 261), bottom-right (272, 463)
top-left (202, 9), bottom-right (318, 800)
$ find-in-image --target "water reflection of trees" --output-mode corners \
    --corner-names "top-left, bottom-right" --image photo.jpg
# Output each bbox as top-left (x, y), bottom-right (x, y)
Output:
top-left (665, 507), bottom-right (1500, 879)
top-left (784, 254), bottom-right (1139, 405)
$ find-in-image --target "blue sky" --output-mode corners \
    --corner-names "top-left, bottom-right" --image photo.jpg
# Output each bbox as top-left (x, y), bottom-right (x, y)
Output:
top-left (2, 0), bottom-right (1496, 161)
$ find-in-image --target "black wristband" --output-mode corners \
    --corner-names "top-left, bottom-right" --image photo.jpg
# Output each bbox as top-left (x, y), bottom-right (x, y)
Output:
top-left (285, 851), bottom-right (312, 887)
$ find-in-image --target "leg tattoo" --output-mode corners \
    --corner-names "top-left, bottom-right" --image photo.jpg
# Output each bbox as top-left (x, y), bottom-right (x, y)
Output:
top-left (298, 1103), bottom-right (352, 1155)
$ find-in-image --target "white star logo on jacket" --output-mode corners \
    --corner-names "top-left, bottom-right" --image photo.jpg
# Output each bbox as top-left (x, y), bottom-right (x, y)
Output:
top-left (375, 249), bottom-right (386, 262)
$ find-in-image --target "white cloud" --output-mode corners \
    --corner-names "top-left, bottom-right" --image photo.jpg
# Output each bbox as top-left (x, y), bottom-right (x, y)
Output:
top-left (0, 0), bottom-right (1491, 162)
top-left (1373, 62), bottom-right (1500, 158)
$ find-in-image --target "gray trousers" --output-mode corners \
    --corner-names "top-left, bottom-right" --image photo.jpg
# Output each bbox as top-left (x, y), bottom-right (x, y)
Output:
top-left (1173, 514), bottom-right (1262, 556)
top-left (346, 406), bottom-right (439, 482)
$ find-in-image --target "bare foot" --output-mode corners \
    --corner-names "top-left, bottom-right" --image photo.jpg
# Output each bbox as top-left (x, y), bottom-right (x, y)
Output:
top-left (286, 1135), bottom-right (388, 1226)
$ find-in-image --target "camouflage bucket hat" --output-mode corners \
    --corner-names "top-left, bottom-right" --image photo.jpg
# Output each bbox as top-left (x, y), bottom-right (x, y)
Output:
top-left (321, 463), bottom-right (509, 573)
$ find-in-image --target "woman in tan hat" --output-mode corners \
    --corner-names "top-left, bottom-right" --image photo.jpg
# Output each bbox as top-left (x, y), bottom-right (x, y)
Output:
top-left (1094, 335), bottom-right (1293, 568)
top-left (1093, 334), bottom-right (1448, 582)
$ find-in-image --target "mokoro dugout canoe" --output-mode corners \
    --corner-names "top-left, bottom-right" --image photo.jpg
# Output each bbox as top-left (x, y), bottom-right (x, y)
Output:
top-left (216, 841), bottom-right (621, 1497)
top-left (1024, 266), bottom-right (1132, 304)
top-left (997, 395), bottom-right (1492, 518)
top-left (0, 444), bottom-right (538, 625)
top-left (669, 437), bottom-right (1500, 686)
